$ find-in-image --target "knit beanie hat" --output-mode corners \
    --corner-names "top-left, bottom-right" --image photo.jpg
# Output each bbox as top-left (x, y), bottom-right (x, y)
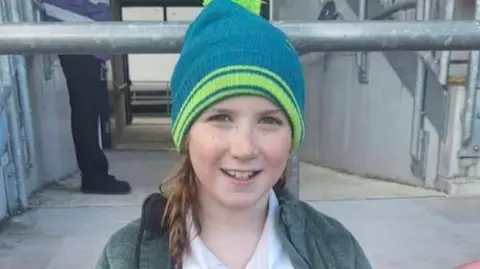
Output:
top-left (170, 0), bottom-right (305, 151)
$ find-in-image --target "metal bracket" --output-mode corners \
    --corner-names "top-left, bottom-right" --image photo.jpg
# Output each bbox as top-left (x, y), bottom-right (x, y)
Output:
top-left (356, 52), bottom-right (369, 84)
top-left (286, 151), bottom-right (300, 199)
top-left (42, 54), bottom-right (54, 81)
top-left (411, 129), bottom-right (430, 179)
top-left (2, 149), bottom-right (17, 215)
top-left (356, 0), bottom-right (369, 84)
top-left (459, 107), bottom-right (480, 158)
top-left (3, 156), bottom-right (15, 179)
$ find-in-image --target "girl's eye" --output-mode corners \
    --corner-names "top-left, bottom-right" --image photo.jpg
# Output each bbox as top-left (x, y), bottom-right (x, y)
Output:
top-left (208, 114), bottom-right (231, 122)
top-left (260, 116), bottom-right (283, 125)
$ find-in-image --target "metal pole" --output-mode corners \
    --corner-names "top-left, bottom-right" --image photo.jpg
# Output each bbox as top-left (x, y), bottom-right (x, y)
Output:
top-left (410, 0), bottom-right (427, 164)
top-left (22, 0), bottom-right (38, 22)
top-left (438, 0), bottom-right (455, 86)
top-left (357, 0), bottom-right (368, 84)
top-left (285, 152), bottom-right (300, 199)
top-left (416, 0), bottom-right (440, 80)
top-left (0, 55), bottom-right (13, 106)
top-left (424, 0), bottom-right (432, 20)
top-left (269, 1), bottom-right (300, 199)
top-left (2, 21), bottom-right (480, 54)
top-left (6, 77), bottom-right (28, 210)
top-left (463, 50), bottom-right (480, 145)
top-left (7, 0), bottom-right (39, 194)
top-left (462, 0), bottom-right (480, 145)
top-left (418, 50), bottom-right (439, 76)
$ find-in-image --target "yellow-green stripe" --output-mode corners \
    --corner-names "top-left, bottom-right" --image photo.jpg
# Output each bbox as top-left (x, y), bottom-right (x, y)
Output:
top-left (173, 65), bottom-right (301, 132)
top-left (173, 87), bottom-right (302, 150)
top-left (172, 65), bottom-right (304, 150)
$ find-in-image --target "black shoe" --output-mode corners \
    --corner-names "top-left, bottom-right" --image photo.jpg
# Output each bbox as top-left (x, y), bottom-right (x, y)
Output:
top-left (81, 175), bottom-right (132, 195)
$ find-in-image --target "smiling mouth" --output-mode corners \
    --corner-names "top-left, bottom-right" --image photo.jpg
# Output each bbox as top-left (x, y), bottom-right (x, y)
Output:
top-left (220, 169), bottom-right (262, 180)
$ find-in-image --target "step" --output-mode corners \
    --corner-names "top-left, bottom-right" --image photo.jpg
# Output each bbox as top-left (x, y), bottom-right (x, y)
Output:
top-left (436, 176), bottom-right (480, 196)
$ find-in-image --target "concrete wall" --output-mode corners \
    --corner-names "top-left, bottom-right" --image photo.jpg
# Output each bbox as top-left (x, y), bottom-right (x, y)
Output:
top-left (0, 54), bottom-right (78, 222)
top-left (0, 1), bottom-right (77, 220)
top-left (26, 56), bottom-right (78, 191)
top-left (275, 0), bottom-right (442, 187)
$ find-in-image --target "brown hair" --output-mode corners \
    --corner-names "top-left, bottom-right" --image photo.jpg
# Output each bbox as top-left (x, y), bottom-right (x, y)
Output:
top-left (160, 151), bottom-right (287, 268)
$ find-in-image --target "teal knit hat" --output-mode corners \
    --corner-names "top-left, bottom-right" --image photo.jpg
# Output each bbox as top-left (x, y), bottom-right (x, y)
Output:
top-left (170, 0), bottom-right (305, 151)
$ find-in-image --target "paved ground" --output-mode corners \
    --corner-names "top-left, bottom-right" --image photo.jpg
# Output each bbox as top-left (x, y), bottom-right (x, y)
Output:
top-left (1, 131), bottom-right (480, 268)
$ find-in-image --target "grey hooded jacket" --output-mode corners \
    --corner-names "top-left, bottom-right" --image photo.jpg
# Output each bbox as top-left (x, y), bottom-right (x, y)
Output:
top-left (96, 189), bottom-right (372, 269)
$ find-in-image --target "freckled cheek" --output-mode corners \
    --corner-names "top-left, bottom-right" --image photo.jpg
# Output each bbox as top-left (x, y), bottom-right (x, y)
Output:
top-left (256, 131), bottom-right (291, 167)
top-left (189, 129), bottom-right (229, 157)
top-left (208, 132), bottom-right (230, 147)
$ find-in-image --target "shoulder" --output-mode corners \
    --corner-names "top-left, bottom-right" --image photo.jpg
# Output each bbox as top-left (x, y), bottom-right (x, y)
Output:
top-left (276, 190), bottom-right (354, 240)
top-left (280, 199), bottom-right (372, 268)
top-left (284, 200), bottom-right (354, 243)
top-left (297, 201), bottom-right (349, 235)
top-left (97, 218), bottom-right (142, 269)
top-left (97, 193), bottom-right (169, 269)
top-left (105, 218), bottom-right (143, 251)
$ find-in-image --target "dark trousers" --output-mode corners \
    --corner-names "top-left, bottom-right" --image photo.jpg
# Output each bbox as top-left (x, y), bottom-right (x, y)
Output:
top-left (59, 55), bottom-right (109, 181)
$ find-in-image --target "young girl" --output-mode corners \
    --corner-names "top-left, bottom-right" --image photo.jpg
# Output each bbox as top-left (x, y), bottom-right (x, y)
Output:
top-left (96, 0), bottom-right (372, 268)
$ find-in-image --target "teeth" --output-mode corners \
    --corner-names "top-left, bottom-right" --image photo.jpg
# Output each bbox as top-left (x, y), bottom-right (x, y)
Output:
top-left (224, 170), bottom-right (255, 180)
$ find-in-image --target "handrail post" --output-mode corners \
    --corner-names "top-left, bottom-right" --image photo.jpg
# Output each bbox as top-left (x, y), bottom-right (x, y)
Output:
top-left (357, 0), bottom-right (369, 84)
top-left (460, 0), bottom-right (480, 157)
top-left (438, 0), bottom-right (455, 86)
top-left (409, 0), bottom-right (430, 179)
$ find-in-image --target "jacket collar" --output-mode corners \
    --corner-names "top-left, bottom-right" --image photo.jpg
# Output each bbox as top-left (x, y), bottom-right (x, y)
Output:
top-left (141, 187), bottom-right (299, 236)
top-left (138, 188), bottom-right (309, 269)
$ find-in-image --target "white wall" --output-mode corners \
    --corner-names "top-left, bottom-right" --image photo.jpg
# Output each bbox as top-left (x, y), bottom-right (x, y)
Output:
top-left (121, 7), bottom-right (202, 83)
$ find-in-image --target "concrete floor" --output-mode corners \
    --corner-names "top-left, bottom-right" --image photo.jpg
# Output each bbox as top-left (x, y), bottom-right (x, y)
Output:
top-left (1, 150), bottom-right (480, 269)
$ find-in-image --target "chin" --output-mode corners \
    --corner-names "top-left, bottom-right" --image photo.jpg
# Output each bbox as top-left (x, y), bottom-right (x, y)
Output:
top-left (217, 192), bottom-right (266, 210)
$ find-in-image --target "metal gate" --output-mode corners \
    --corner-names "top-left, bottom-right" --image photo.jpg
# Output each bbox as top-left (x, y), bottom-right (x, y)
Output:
top-left (1, 0), bottom-right (480, 199)
top-left (0, 0), bottom-right (39, 216)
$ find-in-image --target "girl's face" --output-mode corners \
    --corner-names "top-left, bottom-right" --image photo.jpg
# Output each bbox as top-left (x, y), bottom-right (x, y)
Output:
top-left (188, 95), bottom-right (292, 210)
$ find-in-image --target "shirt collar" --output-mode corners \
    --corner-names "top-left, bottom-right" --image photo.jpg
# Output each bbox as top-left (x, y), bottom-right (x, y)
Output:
top-left (184, 189), bottom-right (282, 269)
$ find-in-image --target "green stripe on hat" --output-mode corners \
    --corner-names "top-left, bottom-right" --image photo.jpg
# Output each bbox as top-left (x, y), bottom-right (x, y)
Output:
top-left (172, 65), bottom-right (302, 132)
top-left (203, 0), bottom-right (262, 15)
top-left (172, 65), bottom-right (304, 151)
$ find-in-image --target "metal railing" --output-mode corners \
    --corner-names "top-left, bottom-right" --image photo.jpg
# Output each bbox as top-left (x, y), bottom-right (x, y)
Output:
top-left (367, 0), bottom-right (457, 179)
top-left (2, 20), bottom-right (480, 54)
top-left (1, 1), bottom-right (480, 197)
top-left (0, 0), bottom-right (40, 212)
top-left (460, 0), bottom-right (480, 158)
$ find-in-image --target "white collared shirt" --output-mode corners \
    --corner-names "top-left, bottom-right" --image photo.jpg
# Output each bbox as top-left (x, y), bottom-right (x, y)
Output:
top-left (183, 189), bottom-right (294, 269)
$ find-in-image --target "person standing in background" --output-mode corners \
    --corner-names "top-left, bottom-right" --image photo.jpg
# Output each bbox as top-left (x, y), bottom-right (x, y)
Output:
top-left (41, 0), bottom-right (132, 194)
